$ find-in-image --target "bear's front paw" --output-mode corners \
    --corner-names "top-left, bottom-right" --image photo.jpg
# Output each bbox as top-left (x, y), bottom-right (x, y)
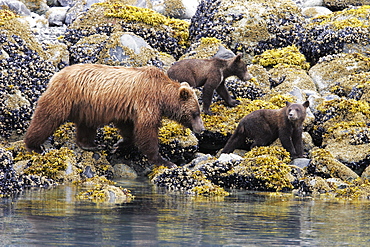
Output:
top-left (78, 142), bottom-right (103, 151)
top-left (228, 99), bottom-right (240, 107)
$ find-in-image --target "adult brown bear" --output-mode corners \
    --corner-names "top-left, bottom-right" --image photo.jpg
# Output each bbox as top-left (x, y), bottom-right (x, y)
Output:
top-left (24, 64), bottom-right (204, 168)
top-left (222, 101), bottom-right (309, 158)
top-left (167, 54), bottom-right (252, 115)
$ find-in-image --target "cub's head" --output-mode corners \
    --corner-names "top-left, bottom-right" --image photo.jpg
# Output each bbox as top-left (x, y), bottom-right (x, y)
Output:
top-left (178, 82), bottom-right (204, 133)
top-left (286, 101), bottom-right (309, 122)
top-left (229, 54), bottom-right (252, 81)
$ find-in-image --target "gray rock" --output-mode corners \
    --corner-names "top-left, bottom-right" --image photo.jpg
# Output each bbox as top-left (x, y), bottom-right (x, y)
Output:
top-left (213, 45), bottom-right (236, 59)
top-left (119, 33), bottom-right (151, 54)
top-left (291, 158), bottom-right (310, 169)
top-left (47, 7), bottom-right (68, 26)
top-left (0, 0), bottom-right (31, 16)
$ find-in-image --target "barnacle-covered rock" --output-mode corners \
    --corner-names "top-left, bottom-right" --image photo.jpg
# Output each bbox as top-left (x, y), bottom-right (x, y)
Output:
top-left (307, 148), bottom-right (359, 182)
top-left (189, 0), bottom-right (305, 63)
top-left (329, 71), bottom-right (370, 102)
top-left (309, 53), bottom-right (370, 94)
top-left (76, 176), bottom-right (134, 203)
top-left (323, 0), bottom-right (370, 11)
top-left (0, 11), bottom-right (57, 140)
top-left (0, 147), bottom-right (23, 197)
top-left (203, 146), bottom-right (294, 192)
top-left (178, 37), bottom-right (235, 60)
top-left (64, 1), bottom-right (189, 61)
top-left (302, 5), bottom-right (370, 63)
top-left (150, 165), bottom-right (229, 196)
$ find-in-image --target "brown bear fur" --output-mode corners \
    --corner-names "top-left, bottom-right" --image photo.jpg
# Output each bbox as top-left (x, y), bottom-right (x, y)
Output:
top-left (167, 54), bottom-right (252, 115)
top-left (222, 101), bottom-right (310, 158)
top-left (24, 64), bottom-right (204, 168)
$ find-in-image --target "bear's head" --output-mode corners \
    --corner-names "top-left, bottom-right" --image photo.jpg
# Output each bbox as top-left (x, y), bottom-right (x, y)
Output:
top-left (286, 101), bottom-right (309, 122)
top-left (178, 82), bottom-right (205, 133)
top-left (228, 54), bottom-right (252, 81)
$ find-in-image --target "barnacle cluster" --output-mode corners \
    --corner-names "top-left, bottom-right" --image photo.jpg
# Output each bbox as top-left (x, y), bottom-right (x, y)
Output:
top-left (252, 45), bottom-right (310, 70)
top-left (306, 148), bottom-right (362, 186)
top-left (64, 1), bottom-right (189, 61)
top-left (179, 37), bottom-right (225, 60)
top-left (0, 147), bottom-right (22, 197)
top-left (329, 72), bottom-right (370, 101)
top-left (301, 6), bottom-right (370, 63)
top-left (0, 15), bottom-right (56, 140)
top-left (150, 165), bottom-right (229, 196)
top-left (189, 0), bottom-right (304, 62)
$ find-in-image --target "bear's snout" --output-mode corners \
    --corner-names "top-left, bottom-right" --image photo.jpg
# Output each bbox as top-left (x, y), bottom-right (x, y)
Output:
top-left (242, 71), bottom-right (252, 81)
top-left (192, 117), bottom-right (205, 134)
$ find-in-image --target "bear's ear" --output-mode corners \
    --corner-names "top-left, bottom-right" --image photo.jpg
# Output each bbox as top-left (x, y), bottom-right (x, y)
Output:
top-left (303, 100), bottom-right (310, 108)
top-left (285, 101), bottom-right (291, 107)
top-left (179, 84), bottom-right (192, 101)
top-left (234, 53), bottom-right (242, 62)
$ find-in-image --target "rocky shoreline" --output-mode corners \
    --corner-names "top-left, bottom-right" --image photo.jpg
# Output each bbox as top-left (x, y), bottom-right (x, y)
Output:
top-left (1, 0), bottom-right (370, 201)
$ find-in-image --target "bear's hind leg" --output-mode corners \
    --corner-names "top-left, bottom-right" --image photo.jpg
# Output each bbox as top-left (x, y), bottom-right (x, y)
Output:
top-left (222, 125), bottom-right (247, 153)
top-left (75, 123), bottom-right (99, 151)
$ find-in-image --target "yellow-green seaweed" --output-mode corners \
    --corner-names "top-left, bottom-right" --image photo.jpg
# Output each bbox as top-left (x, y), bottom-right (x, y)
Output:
top-left (0, 9), bottom-right (19, 25)
top-left (252, 45), bottom-right (310, 70)
top-left (22, 147), bottom-right (74, 182)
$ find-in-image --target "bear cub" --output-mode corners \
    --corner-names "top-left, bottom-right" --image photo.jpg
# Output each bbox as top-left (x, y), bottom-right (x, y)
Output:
top-left (167, 54), bottom-right (252, 115)
top-left (222, 101), bottom-right (309, 158)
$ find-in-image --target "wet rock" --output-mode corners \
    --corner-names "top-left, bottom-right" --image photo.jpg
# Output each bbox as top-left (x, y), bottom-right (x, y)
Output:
top-left (302, 6), bottom-right (332, 18)
top-left (323, 0), bottom-right (370, 11)
top-left (307, 148), bottom-right (359, 183)
top-left (22, 0), bottom-right (49, 15)
top-left (294, 0), bottom-right (324, 7)
top-left (112, 164), bottom-right (138, 179)
top-left (309, 53), bottom-right (370, 94)
top-left (0, 0), bottom-right (31, 16)
top-left (151, 0), bottom-right (200, 19)
top-left (47, 7), bottom-right (68, 26)
top-left (291, 158), bottom-right (310, 169)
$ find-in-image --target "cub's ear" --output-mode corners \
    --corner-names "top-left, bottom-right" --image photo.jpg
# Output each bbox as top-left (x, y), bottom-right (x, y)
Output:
top-left (180, 82), bottom-right (190, 87)
top-left (179, 84), bottom-right (192, 101)
top-left (303, 100), bottom-right (310, 108)
top-left (285, 101), bottom-right (292, 107)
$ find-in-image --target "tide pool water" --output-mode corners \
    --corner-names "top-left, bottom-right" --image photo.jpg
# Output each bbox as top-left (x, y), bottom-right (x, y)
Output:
top-left (1, 177), bottom-right (370, 246)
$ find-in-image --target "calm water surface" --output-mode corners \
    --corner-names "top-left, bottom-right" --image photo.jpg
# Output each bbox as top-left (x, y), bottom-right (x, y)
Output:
top-left (1, 177), bottom-right (370, 246)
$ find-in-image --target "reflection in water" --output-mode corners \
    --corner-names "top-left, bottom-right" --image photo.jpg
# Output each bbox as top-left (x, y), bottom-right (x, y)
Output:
top-left (1, 177), bottom-right (370, 246)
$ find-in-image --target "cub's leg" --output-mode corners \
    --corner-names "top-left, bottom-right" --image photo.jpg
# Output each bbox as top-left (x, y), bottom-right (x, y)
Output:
top-left (216, 83), bottom-right (239, 107)
top-left (202, 83), bottom-right (217, 115)
top-left (222, 124), bottom-right (247, 153)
